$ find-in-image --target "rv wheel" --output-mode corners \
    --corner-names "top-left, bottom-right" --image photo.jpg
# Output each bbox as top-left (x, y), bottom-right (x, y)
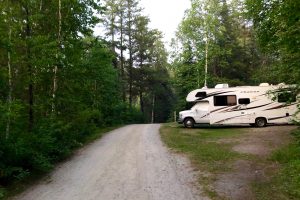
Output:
top-left (255, 118), bottom-right (267, 127)
top-left (184, 118), bottom-right (195, 128)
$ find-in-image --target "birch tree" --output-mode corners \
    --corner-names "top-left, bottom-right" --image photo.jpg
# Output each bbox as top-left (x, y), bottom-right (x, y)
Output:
top-left (51, 0), bottom-right (62, 113)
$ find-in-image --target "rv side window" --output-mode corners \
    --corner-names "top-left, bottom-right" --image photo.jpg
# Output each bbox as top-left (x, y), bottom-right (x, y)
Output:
top-left (196, 92), bottom-right (207, 98)
top-left (238, 98), bottom-right (250, 104)
top-left (278, 92), bottom-right (296, 103)
top-left (214, 95), bottom-right (237, 106)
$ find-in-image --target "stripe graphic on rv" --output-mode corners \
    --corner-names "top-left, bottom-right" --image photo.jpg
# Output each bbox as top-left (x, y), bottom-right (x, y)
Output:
top-left (196, 91), bottom-right (235, 101)
top-left (210, 104), bottom-right (242, 114)
top-left (210, 106), bottom-right (234, 113)
top-left (257, 88), bottom-right (292, 97)
top-left (214, 114), bottom-right (250, 124)
top-left (264, 103), bottom-right (298, 111)
top-left (220, 105), bottom-right (242, 113)
top-left (200, 113), bottom-right (210, 119)
top-left (268, 116), bottom-right (290, 121)
top-left (222, 103), bottom-right (274, 113)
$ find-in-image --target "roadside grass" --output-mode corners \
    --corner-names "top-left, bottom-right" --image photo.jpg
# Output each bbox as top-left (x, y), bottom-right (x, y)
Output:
top-left (1, 125), bottom-right (122, 200)
top-left (160, 123), bottom-right (246, 198)
top-left (252, 142), bottom-right (300, 200)
top-left (160, 123), bottom-right (300, 199)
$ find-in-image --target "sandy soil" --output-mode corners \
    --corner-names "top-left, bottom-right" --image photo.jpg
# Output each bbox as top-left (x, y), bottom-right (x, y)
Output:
top-left (214, 125), bottom-right (297, 200)
top-left (12, 124), bottom-right (206, 200)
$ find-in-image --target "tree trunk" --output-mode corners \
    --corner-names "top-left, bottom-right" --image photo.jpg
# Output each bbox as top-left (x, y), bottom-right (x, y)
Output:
top-left (139, 90), bottom-right (144, 114)
top-left (120, 11), bottom-right (126, 102)
top-left (39, 0), bottom-right (43, 11)
top-left (128, 34), bottom-right (133, 107)
top-left (6, 17), bottom-right (12, 139)
top-left (127, 4), bottom-right (133, 107)
top-left (111, 13), bottom-right (116, 52)
top-left (204, 35), bottom-right (208, 88)
top-left (93, 80), bottom-right (97, 108)
top-left (52, 66), bottom-right (58, 112)
top-left (52, 0), bottom-right (61, 112)
top-left (151, 94), bottom-right (155, 123)
top-left (25, 5), bottom-right (34, 131)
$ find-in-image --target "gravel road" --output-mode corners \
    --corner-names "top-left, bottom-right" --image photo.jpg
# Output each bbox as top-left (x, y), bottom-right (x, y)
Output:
top-left (13, 124), bottom-right (204, 200)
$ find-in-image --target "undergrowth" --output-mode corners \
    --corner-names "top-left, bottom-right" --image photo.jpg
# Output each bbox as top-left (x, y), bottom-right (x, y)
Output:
top-left (253, 129), bottom-right (300, 200)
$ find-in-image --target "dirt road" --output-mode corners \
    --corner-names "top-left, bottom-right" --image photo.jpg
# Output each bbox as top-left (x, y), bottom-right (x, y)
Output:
top-left (13, 124), bottom-right (204, 200)
top-left (214, 125), bottom-right (297, 200)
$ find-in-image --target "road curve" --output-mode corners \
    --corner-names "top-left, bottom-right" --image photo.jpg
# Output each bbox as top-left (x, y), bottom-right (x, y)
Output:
top-left (13, 124), bottom-right (205, 200)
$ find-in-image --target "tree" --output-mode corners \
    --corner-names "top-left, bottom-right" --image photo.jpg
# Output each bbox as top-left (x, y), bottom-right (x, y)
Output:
top-left (123, 0), bottom-right (142, 107)
top-left (246, 0), bottom-right (300, 84)
top-left (171, 0), bottom-right (263, 112)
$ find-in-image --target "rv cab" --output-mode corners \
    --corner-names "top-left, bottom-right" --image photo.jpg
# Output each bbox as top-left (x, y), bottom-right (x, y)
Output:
top-left (179, 101), bottom-right (210, 128)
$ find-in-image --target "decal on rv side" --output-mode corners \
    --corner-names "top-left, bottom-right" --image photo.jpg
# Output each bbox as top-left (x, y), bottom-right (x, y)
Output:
top-left (196, 91), bottom-right (235, 101)
top-left (264, 103), bottom-right (298, 111)
top-left (268, 116), bottom-right (290, 121)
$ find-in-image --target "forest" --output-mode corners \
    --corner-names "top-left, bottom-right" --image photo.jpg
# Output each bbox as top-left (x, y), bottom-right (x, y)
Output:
top-left (0, 0), bottom-right (299, 197)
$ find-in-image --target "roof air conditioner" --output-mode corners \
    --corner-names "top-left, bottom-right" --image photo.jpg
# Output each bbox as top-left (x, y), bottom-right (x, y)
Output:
top-left (259, 83), bottom-right (270, 87)
top-left (215, 84), bottom-right (229, 89)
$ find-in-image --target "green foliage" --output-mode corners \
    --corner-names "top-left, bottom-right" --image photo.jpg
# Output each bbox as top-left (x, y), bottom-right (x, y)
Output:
top-left (102, 0), bottom-right (174, 123)
top-left (171, 0), bottom-right (263, 112)
top-left (106, 103), bottom-right (144, 125)
top-left (246, 0), bottom-right (300, 84)
top-left (172, 63), bottom-right (201, 111)
top-left (0, 187), bottom-right (6, 200)
top-left (0, 0), bottom-right (149, 195)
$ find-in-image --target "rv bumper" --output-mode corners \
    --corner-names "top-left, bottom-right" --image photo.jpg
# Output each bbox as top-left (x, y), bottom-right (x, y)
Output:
top-left (177, 119), bottom-right (183, 124)
top-left (177, 114), bottom-right (184, 124)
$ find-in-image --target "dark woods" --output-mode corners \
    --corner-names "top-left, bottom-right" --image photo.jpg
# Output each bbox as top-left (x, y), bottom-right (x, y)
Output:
top-left (0, 0), bottom-right (172, 191)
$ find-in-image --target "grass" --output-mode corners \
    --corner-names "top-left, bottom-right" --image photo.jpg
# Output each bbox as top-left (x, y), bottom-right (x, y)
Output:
top-left (160, 123), bottom-right (246, 198)
top-left (161, 123), bottom-right (300, 200)
top-left (252, 143), bottom-right (300, 200)
top-left (160, 123), bottom-right (245, 171)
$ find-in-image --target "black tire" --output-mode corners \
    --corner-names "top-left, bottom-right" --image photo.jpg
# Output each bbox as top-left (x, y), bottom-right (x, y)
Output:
top-left (250, 123), bottom-right (256, 127)
top-left (255, 117), bottom-right (267, 127)
top-left (184, 118), bottom-right (195, 128)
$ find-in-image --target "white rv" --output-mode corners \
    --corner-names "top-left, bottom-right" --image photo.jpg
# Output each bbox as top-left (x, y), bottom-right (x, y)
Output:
top-left (178, 83), bottom-right (299, 128)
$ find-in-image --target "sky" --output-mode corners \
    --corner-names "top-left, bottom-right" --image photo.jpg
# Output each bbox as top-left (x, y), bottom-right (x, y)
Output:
top-left (139, 0), bottom-right (191, 46)
top-left (94, 0), bottom-right (191, 48)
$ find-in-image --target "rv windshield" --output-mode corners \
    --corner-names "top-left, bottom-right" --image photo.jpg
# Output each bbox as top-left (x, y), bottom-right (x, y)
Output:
top-left (191, 101), bottom-right (209, 111)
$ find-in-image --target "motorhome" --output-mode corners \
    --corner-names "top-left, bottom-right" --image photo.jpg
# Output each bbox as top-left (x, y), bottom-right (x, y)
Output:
top-left (178, 83), bottom-right (299, 128)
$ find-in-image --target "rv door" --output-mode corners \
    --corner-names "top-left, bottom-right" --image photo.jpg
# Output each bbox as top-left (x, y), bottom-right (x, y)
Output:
top-left (238, 98), bottom-right (252, 123)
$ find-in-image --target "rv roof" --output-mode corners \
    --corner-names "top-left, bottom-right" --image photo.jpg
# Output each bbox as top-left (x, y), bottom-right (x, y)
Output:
top-left (186, 83), bottom-right (295, 102)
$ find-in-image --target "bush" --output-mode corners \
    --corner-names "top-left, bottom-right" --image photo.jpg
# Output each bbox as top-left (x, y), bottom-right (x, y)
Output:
top-left (107, 103), bottom-right (144, 125)
top-left (0, 101), bottom-right (144, 197)
top-left (0, 187), bottom-right (6, 200)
